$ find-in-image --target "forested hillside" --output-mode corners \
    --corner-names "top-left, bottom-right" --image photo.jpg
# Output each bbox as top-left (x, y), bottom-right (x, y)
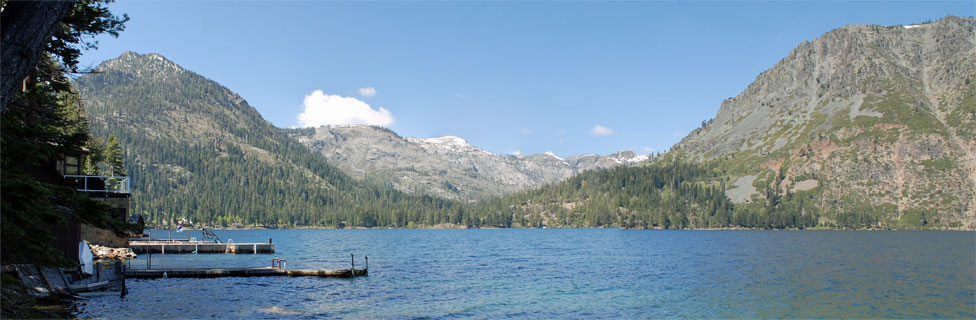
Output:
top-left (468, 156), bottom-right (829, 229)
top-left (75, 52), bottom-right (463, 228)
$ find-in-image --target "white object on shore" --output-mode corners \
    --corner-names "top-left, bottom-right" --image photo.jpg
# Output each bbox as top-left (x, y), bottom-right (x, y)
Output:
top-left (79, 241), bottom-right (94, 275)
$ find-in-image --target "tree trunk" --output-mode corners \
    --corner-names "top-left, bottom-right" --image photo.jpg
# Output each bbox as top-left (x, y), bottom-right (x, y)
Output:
top-left (1, 0), bottom-right (75, 114)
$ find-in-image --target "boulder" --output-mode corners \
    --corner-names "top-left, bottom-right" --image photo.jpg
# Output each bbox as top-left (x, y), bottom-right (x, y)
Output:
top-left (87, 243), bottom-right (136, 260)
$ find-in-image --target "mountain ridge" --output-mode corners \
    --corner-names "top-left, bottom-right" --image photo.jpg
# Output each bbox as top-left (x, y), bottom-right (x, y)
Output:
top-left (286, 125), bottom-right (649, 201)
top-left (74, 16), bottom-right (976, 229)
top-left (75, 51), bottom-right (464, 227)
top-left (675, 16), bottom-right (976, 228)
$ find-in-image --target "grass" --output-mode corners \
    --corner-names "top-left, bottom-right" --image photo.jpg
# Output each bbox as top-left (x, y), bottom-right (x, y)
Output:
top-left (945, 83), bottom-right (976, 138)
top-left (858, 84), bottom-right (947, 136)
top-left (920, 157), bottom-right (957, 174)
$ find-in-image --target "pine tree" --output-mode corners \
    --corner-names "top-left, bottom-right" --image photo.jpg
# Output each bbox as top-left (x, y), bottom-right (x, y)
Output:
top-left (105, 135), bottom-right (125, 176)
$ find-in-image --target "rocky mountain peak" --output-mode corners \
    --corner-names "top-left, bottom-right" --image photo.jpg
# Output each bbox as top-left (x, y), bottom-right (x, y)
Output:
top-left (543, 151), bottom-right (564, 161)
top-left (98, 51), bottom-right (186, 76)
top-left (289, 125), bottom-right (650, 201)
top-left (680, 16), bottom-right (975, 159)
top-left (406, 135), bottom-right (484, 154)
top-left (675, 16), bottom-right (976, 228)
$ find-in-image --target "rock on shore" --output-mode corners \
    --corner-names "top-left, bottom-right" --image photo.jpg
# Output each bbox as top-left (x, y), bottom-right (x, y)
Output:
top-left (88, 243), bottom-right (136, 260)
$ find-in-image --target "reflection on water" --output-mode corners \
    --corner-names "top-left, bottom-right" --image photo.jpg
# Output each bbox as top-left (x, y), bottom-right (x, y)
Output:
top-left (77, 230), bottom-right (976, 318)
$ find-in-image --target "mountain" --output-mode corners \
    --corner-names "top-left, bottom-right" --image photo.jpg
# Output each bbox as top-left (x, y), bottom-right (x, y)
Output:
top-left (74, 52), bottom-right (463, 227)
top-left (675, 16), bottom-right (976, 229)
top-left (286, 125), bottom-right (648, 201)
top-left (73, 16), bottom-right (975, 230)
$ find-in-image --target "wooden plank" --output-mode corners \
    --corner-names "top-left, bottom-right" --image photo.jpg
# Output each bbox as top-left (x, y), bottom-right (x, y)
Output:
top-left (39, 266), bottom-right (71, 295)
top-left (14, 265), bottom-right (48, 296)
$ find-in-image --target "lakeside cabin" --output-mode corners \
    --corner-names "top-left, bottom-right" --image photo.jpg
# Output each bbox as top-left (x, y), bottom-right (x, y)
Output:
top-left (45, 148), bottom-right (132, 262)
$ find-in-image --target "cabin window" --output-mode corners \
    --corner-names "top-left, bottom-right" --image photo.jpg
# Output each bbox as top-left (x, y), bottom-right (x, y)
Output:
top-left (65, 155), bottom-right (80, 175)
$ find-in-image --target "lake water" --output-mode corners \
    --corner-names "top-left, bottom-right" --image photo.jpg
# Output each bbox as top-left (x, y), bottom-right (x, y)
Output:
top-left (75, 229), bottom-right (975, 318)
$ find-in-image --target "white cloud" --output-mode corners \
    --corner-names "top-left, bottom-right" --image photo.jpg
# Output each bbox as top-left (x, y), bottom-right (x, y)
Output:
top-left (297, 90), bottom-right (394, 127)
top-left (456, 93), bottom-right (465, 98)
top-left (358, 87), bottom-right (377, 97)
top-left (556, 129), bottom-right (566, 136)
top-left (520, 128), bottom-right (533, 135)
top-left (590, 125), bottom-right (614, 136)
top-left (511, 150), bottom-right (523, 157)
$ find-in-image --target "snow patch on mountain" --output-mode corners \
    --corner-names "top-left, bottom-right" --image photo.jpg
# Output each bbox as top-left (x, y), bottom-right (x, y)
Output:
top-left (407, 136), bottom-right (495, 155)
top-left (544, 151), bottom-right (563, 161)
top-left (628, 154), bottom-right (649, 163)
top-left (422, 136), bottom-right (468, 146)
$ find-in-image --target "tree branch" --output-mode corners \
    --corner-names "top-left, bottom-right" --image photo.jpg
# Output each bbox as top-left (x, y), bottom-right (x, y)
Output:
top-left (1, 0), bottom-right (75, 114)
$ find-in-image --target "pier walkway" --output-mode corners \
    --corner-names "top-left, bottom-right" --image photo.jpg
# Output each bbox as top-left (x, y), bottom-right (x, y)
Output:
top-left (126, 256), bottom-right (368, 279)
top-left (126, 267), bottom-right (367, 279)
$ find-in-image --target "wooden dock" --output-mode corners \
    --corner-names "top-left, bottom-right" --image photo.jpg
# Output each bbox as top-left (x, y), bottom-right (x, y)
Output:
top-left (126, 255), bottom-right (368, 279)
top-left (125, 267), bottom-right (367, 279)
top-left (129, 241), bottom-right (274, 254)
top-left (2, 261), bottom-right (127, 297)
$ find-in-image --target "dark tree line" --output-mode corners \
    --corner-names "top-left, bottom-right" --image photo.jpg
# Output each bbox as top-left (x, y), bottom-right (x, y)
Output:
top-left (1, 0), bottom-right (131, 267)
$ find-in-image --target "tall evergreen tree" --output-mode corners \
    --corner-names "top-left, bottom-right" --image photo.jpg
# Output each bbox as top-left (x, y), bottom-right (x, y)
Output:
top-left (105, 135), bottom-right (125, 176)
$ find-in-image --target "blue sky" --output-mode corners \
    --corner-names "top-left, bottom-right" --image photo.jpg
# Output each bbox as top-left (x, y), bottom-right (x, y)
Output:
top-left (78, 1), bottom-right (974, 157)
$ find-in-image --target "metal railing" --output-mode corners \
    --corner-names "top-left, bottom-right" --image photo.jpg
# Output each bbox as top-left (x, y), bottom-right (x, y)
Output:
top-left (64, 175), bottom-right (130, 194)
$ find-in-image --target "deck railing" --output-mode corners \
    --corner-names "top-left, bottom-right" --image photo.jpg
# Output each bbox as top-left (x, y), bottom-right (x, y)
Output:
top-left (64, 175), bottom-right (130, 194)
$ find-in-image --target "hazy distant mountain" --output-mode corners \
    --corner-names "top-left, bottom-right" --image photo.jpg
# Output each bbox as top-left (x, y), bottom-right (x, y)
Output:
top-left (675, 16), bottom-right (976, 228)
top-left (287, 125), bottom-right (648, 201)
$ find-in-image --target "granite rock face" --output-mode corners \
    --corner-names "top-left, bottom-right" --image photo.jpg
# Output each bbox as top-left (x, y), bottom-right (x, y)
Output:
top-left (289, 125), bottom-right (648, 201)
top-left (675, 16), bottom-right (976, 228)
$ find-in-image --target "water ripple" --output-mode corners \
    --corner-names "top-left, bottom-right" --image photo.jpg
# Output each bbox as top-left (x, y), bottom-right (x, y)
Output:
top-left (77, 230), bottom-right (975, 318)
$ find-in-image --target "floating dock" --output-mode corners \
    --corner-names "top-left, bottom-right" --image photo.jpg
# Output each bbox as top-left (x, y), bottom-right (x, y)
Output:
top-left (125, 267), bottom-right (367, 279)
top-left (126, 256), bottom-right (368, 279)
top-left (129, 241), bottom-right (274, 254)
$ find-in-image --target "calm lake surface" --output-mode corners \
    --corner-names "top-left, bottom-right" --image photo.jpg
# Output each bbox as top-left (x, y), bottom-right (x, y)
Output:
top-left (75, 229), bottom-right (975, 318)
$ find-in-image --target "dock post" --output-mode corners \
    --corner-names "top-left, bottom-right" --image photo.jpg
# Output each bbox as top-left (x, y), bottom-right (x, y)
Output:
top-left (253, 244), bottom-right (257, 254)
top-left (116, 260), bottom-right (127, 297)
top-left (365, 256), bottom-right (368, 271)
top-left (351, 254), bottom-right (355, 276)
